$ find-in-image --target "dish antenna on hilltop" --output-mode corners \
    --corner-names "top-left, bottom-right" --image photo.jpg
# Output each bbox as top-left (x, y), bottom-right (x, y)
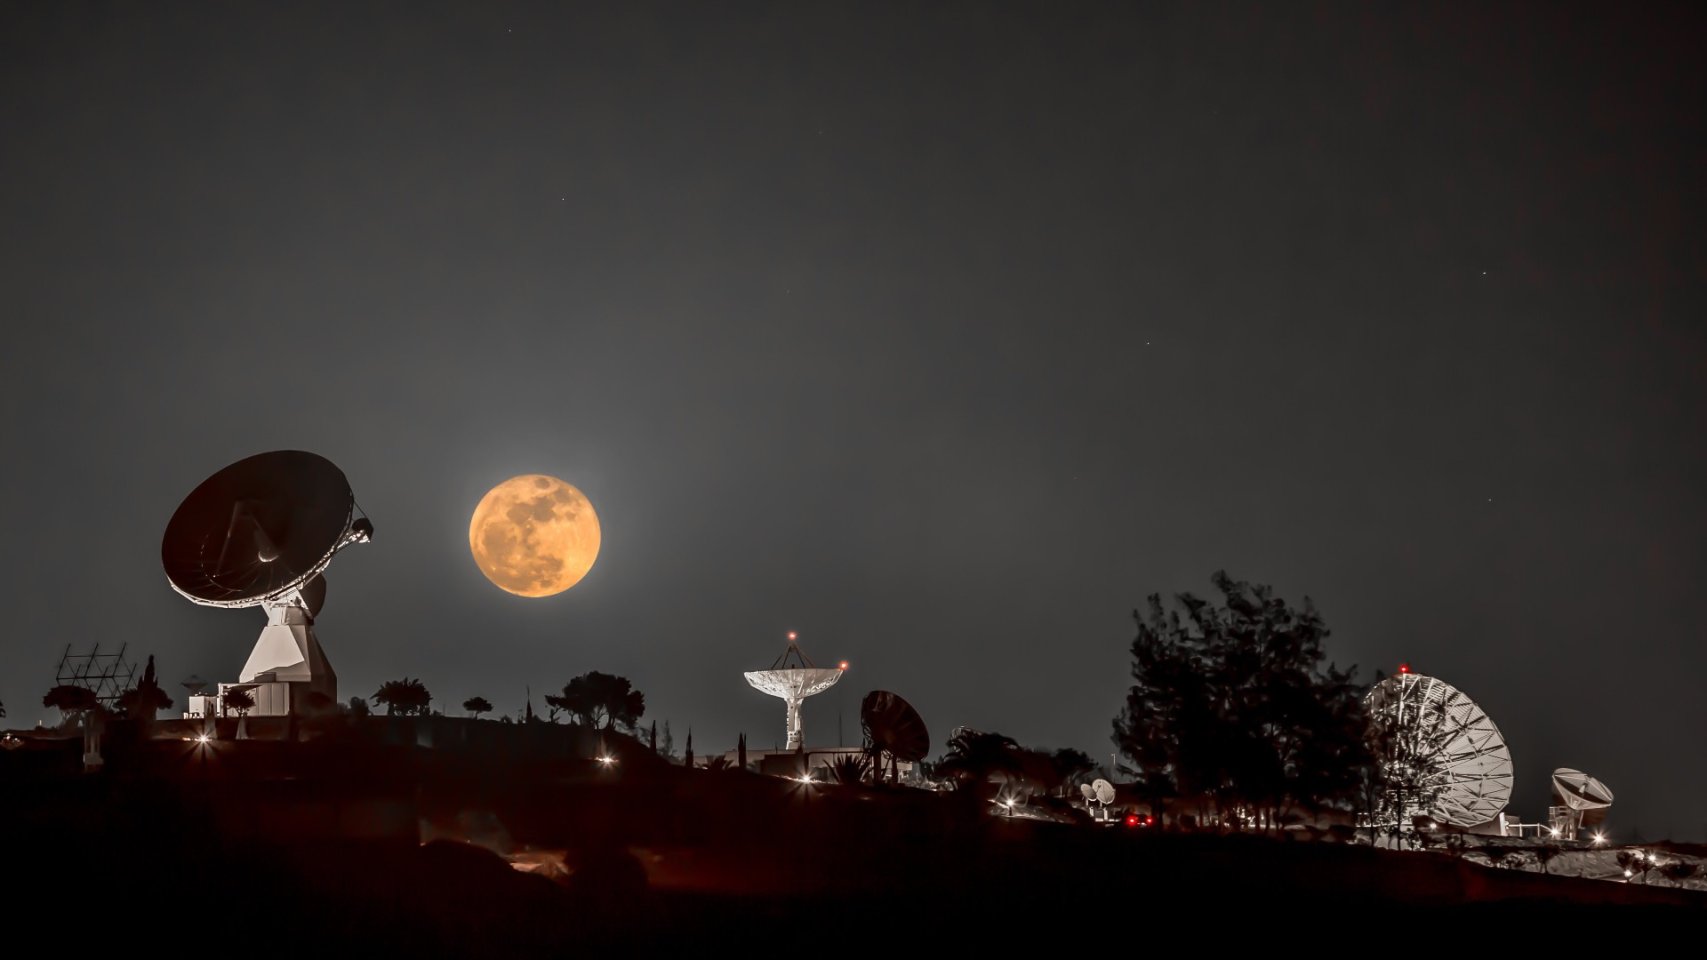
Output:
top-left (1365, 670), bottom-right (1513, 830)
top-left (162, 450), bottom-right (371, 717)
top-left (1550, 768), bottom-right (1614, 840)
top-left (860, 689), bottom-right (930, 783)
top-left (743, 631), bottom-right (844, 751)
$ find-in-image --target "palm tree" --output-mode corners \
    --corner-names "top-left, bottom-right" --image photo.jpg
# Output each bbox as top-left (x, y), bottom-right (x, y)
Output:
top-left (372, 678), bottom-right (432, 716)
top-left (936, 729), bottom-right (1025, 794)
top-left (463, 696), bottom-right (492, 719)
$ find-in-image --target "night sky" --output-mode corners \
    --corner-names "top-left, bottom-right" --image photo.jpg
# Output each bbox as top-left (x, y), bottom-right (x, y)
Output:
top-left (3, 3), bottom-right (1703, 837)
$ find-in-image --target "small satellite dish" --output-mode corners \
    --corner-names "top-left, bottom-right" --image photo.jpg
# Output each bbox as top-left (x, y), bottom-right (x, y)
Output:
top-left (1079, 783), bottom-right (1094, 801)
top-left (181, 675), bottom-right (208, 696)
top-left (1093, 779), bottom-right (1116, 805)
top-left (1552, 768), bottom-right (1614, 810)
top-left (860, 690), bottom-right (930, 763)
top-left (297, 573), bottom-right (327, 618)
top-left (162, 450), bottom-right (364, 608)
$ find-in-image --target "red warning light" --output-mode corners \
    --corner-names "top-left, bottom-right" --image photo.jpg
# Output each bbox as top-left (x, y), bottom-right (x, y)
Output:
top-left (1124, 814), bottom-right (1139, 828)
top-left (787, 631), bottom-right (797, 642)
top-left (1397, 662), bottom-right (1411, 674)
top-left (838, 661), bottom-right (849, 670)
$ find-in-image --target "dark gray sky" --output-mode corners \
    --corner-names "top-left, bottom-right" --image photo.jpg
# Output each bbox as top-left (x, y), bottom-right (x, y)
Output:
top-left (3, 2), bottom-right (1703, 837)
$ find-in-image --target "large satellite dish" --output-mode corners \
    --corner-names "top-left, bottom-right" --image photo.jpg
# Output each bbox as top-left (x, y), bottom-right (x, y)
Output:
top-left (861, 690), bottom-right (930, 782)
top-left (161, 450), bottom-right (371, 718)
top-left (1365, 671), bottom-right (1513, 829)
top-left (163, 451), bottom-right (368, 608)
top-left (743, 632), bottom-right (844, 751)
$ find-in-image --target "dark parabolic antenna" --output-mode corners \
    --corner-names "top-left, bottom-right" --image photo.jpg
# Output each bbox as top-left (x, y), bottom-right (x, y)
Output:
top-left (162, 451), bottom-right (363, 608)
top-left (861, 690), bottom-right (930, 779)
top-left (161, 450), bottom-right (371, 718)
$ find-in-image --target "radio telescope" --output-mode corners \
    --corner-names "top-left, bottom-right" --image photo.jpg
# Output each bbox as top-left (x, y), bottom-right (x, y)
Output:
top-left (1550, 768), bottom-right (1614, 840)
top-left (1365, 670), bottom-right (1512, 830)
top-left (860, 689), bottom-right (930, 782)
top-left (162, 450), bottom-right (372, 717)
top-left (743, 632), bottom-right (844, 750)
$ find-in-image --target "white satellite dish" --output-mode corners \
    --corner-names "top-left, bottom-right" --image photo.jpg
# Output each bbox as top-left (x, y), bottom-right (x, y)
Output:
top-left (1365, 671), bottom-right (1513, 829)
top-left (742, 632), bottom-right (844, 751)
top-left (1092, 778), bottom-right (1116, 806)
top-left (1552, 768), bottom-right (1614, 810)
top-left (1550, 767), bottom-right (1614, 839)
top-left (1079, 782), bottom-right (1095, 801)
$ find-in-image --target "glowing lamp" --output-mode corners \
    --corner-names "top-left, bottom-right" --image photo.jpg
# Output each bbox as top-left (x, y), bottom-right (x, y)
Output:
top-left (1397, 662), bottom-right (1411, 675)
top-left (1124, 814), bottom-right (1139, 828)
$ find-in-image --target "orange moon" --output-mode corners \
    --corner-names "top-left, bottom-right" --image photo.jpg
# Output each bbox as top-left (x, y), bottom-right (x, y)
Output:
top-left (468, 475), bottom-right (601, 597)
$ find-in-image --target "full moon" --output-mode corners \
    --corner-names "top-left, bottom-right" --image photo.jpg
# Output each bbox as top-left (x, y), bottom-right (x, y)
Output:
top-left (468, 474), bottom-right (601, 597)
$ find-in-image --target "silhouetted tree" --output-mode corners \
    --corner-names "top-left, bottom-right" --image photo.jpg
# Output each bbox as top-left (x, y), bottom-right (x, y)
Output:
top-left (43, 685), bottom-right (99, 723)
top-left (116, 655), bottom-right (174, 721)
top-left (0, 698), bottom-right (6, 719)
top-left (737, 732), bottom-right (748, 770)
top-left (649, 719), bottom-right (657, 753)
top-left (937, 729), bottom-right (1025, 797)
top-left (463, 696), bottom-right (492, 719)
top-left (1049, 747), bottom-right (1096, 797)
top-left (115, 685), bottom-right (173, 721)
top-left (1113, 571), bottom-right (1370, 831)
top-left (1484, 845), bottom-right (1513, 871)
top-left (1533, 843), bottom-right (1562, 875)
top-left (704, 756), bottom-right (732, 772)
top-left (1616, 849), bottom-right (1665, 884)
top-left (659, 720), bottom-right (676, 760)
top-left (684, 728), bottom-right (694, 768)
top-left (372, 678), bottom-right (432, 716)
top-left (545, 672), bottom-right (646, 730)
top-left (348, 696), bottom-right (370, 717)
top-left (222, 686), bottom-right (256, 718)
top-left (1660, 860), bottom-right (1698, 887)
